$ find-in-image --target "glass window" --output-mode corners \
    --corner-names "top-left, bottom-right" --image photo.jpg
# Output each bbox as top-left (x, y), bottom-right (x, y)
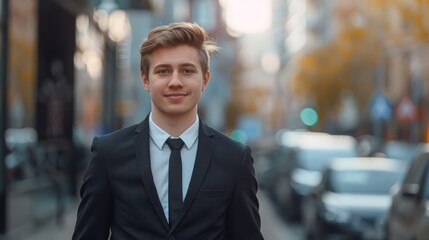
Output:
top-left (329, 169), bottom-right (404, 195)
top-left (404, 153), bottom-right (428, 185)
top-left (297, 148), bottom-right (357, 171)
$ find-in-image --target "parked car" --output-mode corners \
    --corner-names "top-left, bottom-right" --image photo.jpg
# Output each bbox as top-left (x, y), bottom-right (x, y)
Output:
top-left (383, 140), bottom-right (417, 163)
top-left (302, 157), bottom-right (405, 240)
top-left (253, 141), bottom-right (288, 191)
top-left (272, 132), bottom-right (358, 220)
top-left (384, 143), bottom-right (429, 240)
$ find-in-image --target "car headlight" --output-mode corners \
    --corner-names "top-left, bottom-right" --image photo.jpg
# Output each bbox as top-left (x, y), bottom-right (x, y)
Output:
top-left (323, 205), bottom-right (352, 224)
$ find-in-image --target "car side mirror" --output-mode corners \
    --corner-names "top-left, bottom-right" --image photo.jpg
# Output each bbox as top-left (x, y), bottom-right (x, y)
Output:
top-left (401, 183), bottom-right (420, 198)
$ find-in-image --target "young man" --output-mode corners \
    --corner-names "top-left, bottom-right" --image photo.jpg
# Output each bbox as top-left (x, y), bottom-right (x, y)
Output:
top-left (72, 22), bottom-right (263, 240)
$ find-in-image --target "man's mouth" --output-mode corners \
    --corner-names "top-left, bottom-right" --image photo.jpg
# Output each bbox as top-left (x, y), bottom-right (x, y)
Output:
top-left (166, 93), bottom-right (187, 101)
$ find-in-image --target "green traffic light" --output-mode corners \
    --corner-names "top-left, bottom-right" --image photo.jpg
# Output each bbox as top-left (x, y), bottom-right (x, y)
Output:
top-left (300, 108), bottom-right (318, 126)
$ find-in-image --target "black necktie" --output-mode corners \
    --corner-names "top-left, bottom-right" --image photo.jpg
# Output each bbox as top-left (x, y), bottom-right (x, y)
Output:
top-left (165, 138), bottom-right (185, 227)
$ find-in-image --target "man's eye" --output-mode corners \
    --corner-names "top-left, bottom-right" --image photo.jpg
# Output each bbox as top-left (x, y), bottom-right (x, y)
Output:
top-left (182, 69), bottom-right (195, 74)
top-left (157, 69), bottom-right (170, 74)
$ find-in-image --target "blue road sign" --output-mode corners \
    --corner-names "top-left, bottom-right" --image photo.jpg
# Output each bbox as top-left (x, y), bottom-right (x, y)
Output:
top-left (370, 93), bottom-right (392, 121)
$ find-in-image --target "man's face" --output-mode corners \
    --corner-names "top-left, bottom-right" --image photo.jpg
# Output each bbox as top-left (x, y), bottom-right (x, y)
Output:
top-left (142, 45), bottom-right (210, 120)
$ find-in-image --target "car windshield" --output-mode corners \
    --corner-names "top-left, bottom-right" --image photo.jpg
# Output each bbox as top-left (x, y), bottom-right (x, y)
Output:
top-left (296, 148), bottom-right (357, 171)
top-left (328, 169), bottom-right (403, 195)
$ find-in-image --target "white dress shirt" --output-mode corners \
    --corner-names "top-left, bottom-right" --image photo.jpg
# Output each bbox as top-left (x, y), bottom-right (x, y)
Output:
top-left (148, 113), bottom-right (199, 221)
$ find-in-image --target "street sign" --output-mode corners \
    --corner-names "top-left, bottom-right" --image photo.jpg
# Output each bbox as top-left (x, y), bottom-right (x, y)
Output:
top-left (396, 96), bottom-right (417, 123)
top-left (370, 93), bottom-right (392, 121)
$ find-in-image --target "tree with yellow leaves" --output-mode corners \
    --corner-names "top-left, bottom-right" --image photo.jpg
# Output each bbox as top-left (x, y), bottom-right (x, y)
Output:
top-left (366, 0), bottom-right (429, 43)
top-left (293, 24), bottom-right (379, 123)
top-left (291, 0), bottom-right (429, 126)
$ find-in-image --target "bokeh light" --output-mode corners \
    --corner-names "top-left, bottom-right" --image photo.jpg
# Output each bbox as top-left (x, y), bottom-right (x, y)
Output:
top-left (222, 0), bottom-right (272, 34)
top-left (230, 128), bottom-right (248, 144)
top-left (300, 108), bottom-right (318, 126)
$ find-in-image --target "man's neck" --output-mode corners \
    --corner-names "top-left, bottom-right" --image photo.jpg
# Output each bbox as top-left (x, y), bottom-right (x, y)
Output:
top-left (151, 112), bottom-right (197, 137)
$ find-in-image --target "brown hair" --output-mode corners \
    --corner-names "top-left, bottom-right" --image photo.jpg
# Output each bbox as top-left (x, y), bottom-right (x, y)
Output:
top-left (139, 22), bottom-right (219, 78)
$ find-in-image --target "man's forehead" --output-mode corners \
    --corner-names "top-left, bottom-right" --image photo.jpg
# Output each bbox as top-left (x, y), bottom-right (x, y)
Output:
top-left (149, 45), bottom-right (201, 68)
top-left (151, 45), bottom-right (198, 56)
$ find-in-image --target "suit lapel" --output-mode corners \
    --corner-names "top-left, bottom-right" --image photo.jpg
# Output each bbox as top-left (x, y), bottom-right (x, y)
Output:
top-left (170, 120), bottom-right (215, 232)
top-left (134, 117), bottom-right (169, 230)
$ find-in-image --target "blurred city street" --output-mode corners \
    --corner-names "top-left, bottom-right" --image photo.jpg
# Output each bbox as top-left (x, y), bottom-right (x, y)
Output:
top-left (259, 191), bottom-right (303, 240)
top-left (7, 190), bottom-right (303, 240)
top-left (18, 202), bottom-right (77, 240)
top-left (1, 0), bottom-right (429, 239)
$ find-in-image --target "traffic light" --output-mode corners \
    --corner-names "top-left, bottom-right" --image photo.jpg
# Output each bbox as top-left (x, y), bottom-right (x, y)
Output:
top-left (300, 107), bottom-right (318, 126)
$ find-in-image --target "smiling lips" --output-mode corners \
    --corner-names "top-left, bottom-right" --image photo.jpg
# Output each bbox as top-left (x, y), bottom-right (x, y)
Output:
top-left (166, 92), bottom-right (187, 101)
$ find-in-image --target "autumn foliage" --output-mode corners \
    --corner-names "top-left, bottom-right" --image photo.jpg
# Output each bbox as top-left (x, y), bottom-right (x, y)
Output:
top-left (293, 25), bottom-right (379, 121)
top-left (292, 0), bottom-right (429, 123)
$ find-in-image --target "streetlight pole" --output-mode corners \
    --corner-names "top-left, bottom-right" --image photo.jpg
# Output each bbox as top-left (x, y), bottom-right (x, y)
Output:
top-left (0, 0), bottom-right (9, 236)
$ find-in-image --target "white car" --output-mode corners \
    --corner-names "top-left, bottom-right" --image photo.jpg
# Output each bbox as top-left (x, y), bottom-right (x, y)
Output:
top-left (302, 157), bottom-right (405, 240)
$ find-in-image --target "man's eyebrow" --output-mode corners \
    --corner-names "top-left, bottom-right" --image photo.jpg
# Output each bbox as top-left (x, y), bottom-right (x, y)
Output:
top-left (153, 63), bottom-right (197, 68)
top-left (153, 64), bottom-right (171, 69)
top-left (180, 63), bottom-right (197, 68)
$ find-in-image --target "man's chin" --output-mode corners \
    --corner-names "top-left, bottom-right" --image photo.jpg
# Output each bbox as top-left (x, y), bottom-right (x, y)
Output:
top-left (163, 107), bottom-right (195, 117)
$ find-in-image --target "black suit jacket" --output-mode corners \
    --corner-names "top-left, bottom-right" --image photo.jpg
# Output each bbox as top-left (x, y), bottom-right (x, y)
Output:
top-left (72, 116), bottom-right (263, 240)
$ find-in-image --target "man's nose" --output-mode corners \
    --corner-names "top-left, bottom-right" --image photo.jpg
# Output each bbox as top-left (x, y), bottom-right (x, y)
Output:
top-left (168, 71), bottom-right (183, 87)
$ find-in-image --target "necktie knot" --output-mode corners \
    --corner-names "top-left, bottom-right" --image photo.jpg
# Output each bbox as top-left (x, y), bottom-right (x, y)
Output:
top-left (166, 138), bottom-right (184, 150)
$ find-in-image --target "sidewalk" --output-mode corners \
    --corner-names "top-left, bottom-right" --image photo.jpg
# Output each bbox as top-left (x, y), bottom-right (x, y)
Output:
top-left (9, 201), bottom-right (78, 240)
top-left (16, 191), bottom-right (288, 240)
top-left (22, 204), bottom-right (77, 240)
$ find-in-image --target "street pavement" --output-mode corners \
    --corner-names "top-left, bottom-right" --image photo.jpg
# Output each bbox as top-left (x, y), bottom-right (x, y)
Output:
top-left (259, 190), bottom-right (303, 240)
top-left (17, 201), bottom-right (78, 240)
top-left (7, 190), bottom-right (303, 240)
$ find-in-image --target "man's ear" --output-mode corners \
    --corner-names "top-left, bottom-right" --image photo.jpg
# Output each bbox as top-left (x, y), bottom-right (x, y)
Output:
top-left (141, 72), bottom-right (150, 92)
top-left (202, 71), bottom-right (210, 92)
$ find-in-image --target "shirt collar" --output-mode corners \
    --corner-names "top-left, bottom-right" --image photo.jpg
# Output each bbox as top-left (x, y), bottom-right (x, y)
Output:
top-left (149, 112), bottom-right (199, 150)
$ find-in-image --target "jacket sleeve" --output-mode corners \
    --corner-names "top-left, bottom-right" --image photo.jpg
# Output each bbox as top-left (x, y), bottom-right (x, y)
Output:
top-left (227, 145), bottom-right (264, 240)
top-left (72, 137), bottom-right (113, 240)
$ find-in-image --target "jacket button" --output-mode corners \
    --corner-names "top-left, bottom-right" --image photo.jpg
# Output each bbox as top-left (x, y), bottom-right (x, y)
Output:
top-left (168, 236), bottom-right (175, 240)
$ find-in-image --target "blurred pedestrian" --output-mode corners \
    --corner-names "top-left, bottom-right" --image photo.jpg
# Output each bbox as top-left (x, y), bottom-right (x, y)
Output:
top-left (72, 22), bottom-right (263, 240)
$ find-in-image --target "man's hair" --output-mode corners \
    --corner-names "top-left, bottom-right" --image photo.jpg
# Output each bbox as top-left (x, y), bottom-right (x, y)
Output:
top-left (139, 22), bottom-right (219, 78)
